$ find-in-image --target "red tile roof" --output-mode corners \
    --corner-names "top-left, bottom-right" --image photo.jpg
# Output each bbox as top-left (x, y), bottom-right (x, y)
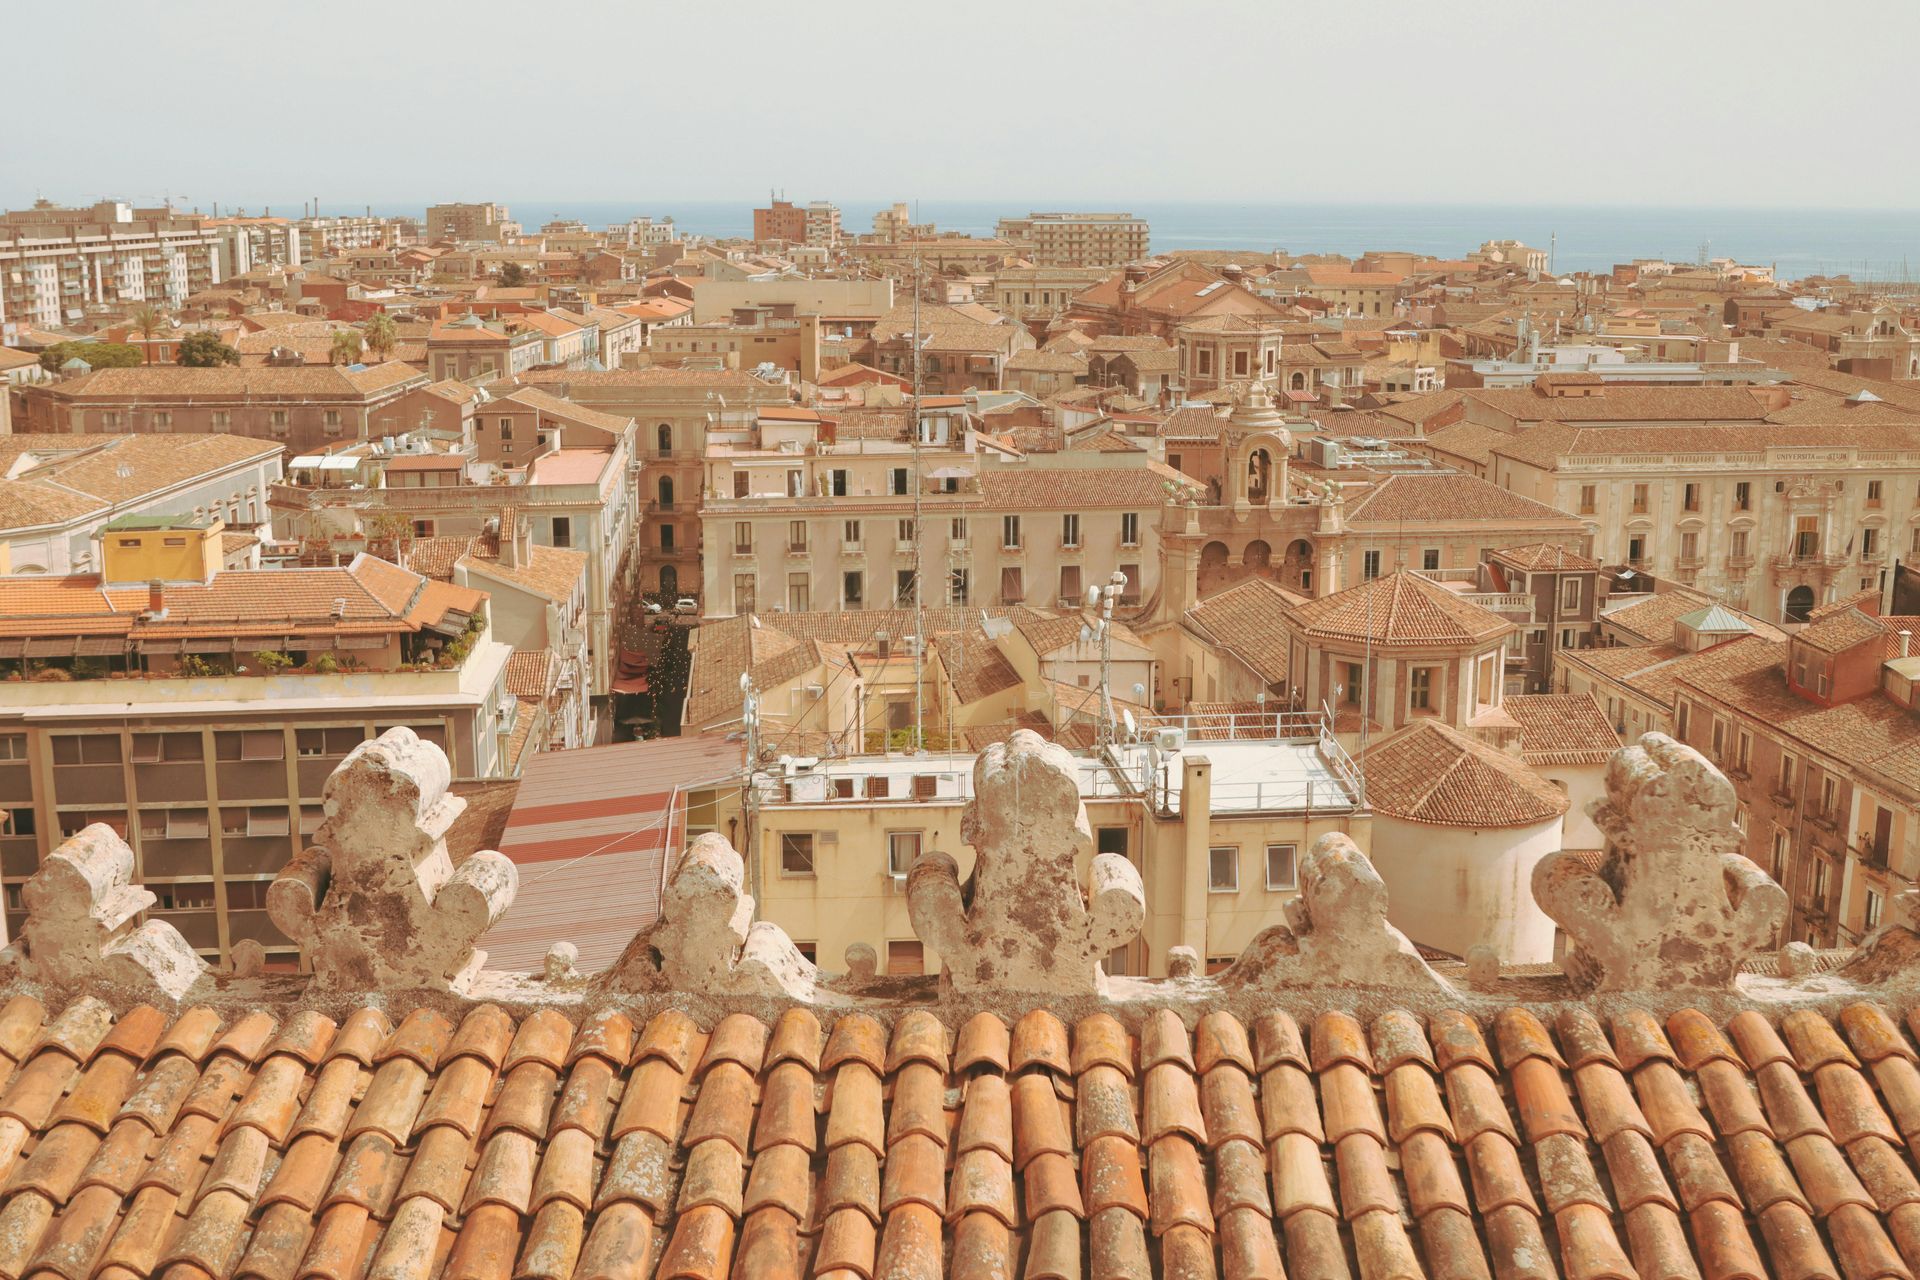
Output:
top-left (1361, 718), bottom-right (1571, 827)
top-left (1284, 571), bottom-right (1514, 647)
top-left (6, 995), bottom-right (1917, 1280)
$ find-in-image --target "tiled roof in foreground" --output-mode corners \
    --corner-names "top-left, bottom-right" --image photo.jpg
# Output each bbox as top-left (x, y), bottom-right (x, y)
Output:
top-left (2, 994), bottom-right (1920, 1280)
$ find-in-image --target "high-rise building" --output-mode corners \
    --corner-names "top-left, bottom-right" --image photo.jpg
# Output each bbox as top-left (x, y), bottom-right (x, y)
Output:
top-left (0, 201), bottom-right (226, 327)
top-left (754, 199), bottom-right (840, 247)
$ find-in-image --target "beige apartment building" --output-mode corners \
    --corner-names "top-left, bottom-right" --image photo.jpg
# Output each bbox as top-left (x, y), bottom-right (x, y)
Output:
top-left (0, 201), bottom-right (226, 327)
top-left (697, 402), bottom-right (1193, 618)
top-left (1488, 420), bottom-right (1920, 622)
top-left (521, 367), bottom-right (794, 600)
top-left (0, 528), bottom-right (516, 962)
top-left (988, 267), bottom-right (1109, 324)
top-left (751, 712), bottom-right (1366, 977)
top-left (995, 212), bottom-right (1150, 267)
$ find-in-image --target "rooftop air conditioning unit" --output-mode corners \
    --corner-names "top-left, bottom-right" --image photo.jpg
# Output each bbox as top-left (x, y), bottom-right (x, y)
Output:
top-left (1152, 726), bottom-right (1187, 752)
top-left (802, 683), bottom-right (824, 698)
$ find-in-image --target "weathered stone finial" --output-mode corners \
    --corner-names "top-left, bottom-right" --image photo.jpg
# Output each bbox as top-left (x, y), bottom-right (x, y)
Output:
top-left (907, 729), bottom-right (1144, 994)
top-left (602, 832), bottom-right (817, 999)
top-left (1533, 733), bottom-right (1786, 992)
top-left (1166, 946), bottom-right (1201, 980)
top-left (1465, 945), bottom-right (1502, 988)
top-left (268, 727), bottom-right (517, 994)
top-left (544, 942), bottom-right (581, 986)
top-left (16, 824), bottom-right (206, 1001)
top-left (1217, 832), bottom-right (1450, 991)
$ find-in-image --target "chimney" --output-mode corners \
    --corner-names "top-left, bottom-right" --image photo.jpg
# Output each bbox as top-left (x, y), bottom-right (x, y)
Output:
top-left (1903, 630), bottom-right (1912, 658)
top-left (147, 580), bottom-right (166, 618)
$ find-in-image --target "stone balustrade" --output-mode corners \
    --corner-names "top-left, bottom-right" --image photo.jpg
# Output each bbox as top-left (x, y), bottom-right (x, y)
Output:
top-left (1, 726), bottom-right (1907, 1018)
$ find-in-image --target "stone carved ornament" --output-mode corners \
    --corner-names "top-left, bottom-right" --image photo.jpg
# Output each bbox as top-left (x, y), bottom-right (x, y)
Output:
top-left (907, 729), bottom-right (1145, 994)
top-left (268, 728), bottom-right (517, 994)
top-left (1216, 831), bottom-right (1451, 992)
top-left (11, 824), bottom-right (207, 1002)
top-left (1533, 733), bottom-right (1786, 992)
top-left (602, 831), bottom-right (817, 999)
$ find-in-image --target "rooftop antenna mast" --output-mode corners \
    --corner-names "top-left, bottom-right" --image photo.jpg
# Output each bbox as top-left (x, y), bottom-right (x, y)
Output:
top-left (911, 252), bottom-right (926, 754)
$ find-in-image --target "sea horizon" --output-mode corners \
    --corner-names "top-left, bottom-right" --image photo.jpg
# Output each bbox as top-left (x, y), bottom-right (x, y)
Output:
top-left (253, 199), bottom-right (1920, 279)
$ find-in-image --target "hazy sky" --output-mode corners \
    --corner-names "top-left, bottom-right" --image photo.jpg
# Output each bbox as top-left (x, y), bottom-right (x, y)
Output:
top-left (8, 0), bottom-right (1916, 212)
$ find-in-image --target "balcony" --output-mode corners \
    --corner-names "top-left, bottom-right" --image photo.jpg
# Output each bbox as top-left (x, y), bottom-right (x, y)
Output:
top-left (1852, 834), bottom-right (1893, 872)
top-left (1728, 554), bottom-right (1755, 570)
top-left (786, 542), bottom-right (810, 558)
top-left (1808, 808), bottom-right (1841, 834)
top-left (1002, 541), bottom-right (1023, 553)
top-left (1771, 789), bottom-right (1796, 810)
top-left (731, 545), bottom-right (754, 560)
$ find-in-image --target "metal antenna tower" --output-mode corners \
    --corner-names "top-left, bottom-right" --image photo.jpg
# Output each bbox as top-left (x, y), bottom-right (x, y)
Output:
top-left (911, 254), bottom-right (925, 753)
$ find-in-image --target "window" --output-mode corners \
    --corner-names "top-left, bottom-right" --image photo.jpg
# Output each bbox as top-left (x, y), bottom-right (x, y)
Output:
top-left (1362, 550), bottom-right (1381, 580)
top-left (887, 831), bottom-right (921, 878)
top-left (1735, 481), bottom-right (1751, 511)
top-left (1869, 479), bottom-right (1884, 507)
top-left (1342, 661), bottom-right (1365, 707)
top-left (1863, 527), bottom-right (1880, 558)
top-left (949, 568), bottom-right (969, 605)
top-left (1680, 531), bottom-right (1699, 562)
top-left (1, 808), bottom-right (34, 838)
top-left (1821, 774), bottom-right (1838, 819)
top-left (1422, 548), bottom-right (1440, 571)
top-left (270, 410), bottom-right (288, 436)
top-left (1003, 515), bottom-right (1022, 549)
top-left (1208, 846), bottom-right (1239, 892)
top-left (1682, 483), bottom-right (1700, 512)
top-left (786, 573), bottom-right (810, 613)
top-left (1000, 567), bottom-right (1024, 603)
top-left (1062, 514), bottom-right (1080, 548)
top-left (734, 574), bottom-right (755, 613)
top-left (733, 522), bottom-right (752, 555)
top-left (950, 517), bottom-right (968, 545)
top-left (1779, 754), bottom-right (1797, 795)
top-left (1059, 564), bottom-right (1082, 605)
top-left (323, 410), bottom-right (342, 436)
top-left (1119, 563), bottom-right (1140, 603)
top-left (885, 940), bottom-right (925, 976)
top-left (1196, 349), bottom-right (1213, 376)
top-left (211, 410), bottom-right (231, 430)
top-left (895, 570), bottom-right (916, 606)
top-left (51, 736), bottom-right (121, 766)
top-left (1710, 718), bottom-right (1726, 762)
top-left (1265, 844), bottom-right (1298, 891)
top-left (1578, 484), bottom-right (1597, 515)
top-left (551, 517), bottom-right (572, 548)
top-left (659, 525), bottom-right (675, 550)
top-left (498, 417), bottom-right (514, 441)
top-left (889, 467), bottom-right (908, 496)
top-left (1867, 890), bottom-right (1886, 931)
top-left (829, 469), bottom-right (849, 497)
top-left (657, 424), bottom-right (673, 453)
top-left (779, 833), bottom-right (815, 876)
top-left (1627, 535), bottom-right (1645, 565)
top-left (1409, 666), bottom-right (1435, 712)
top-left (897, 518), bottom-right (916, 544)
top-left (1121, 513), bottom-right (1140, 546)
top-left (154, 411), bottom-right (172, 430)
top-left (788, 520), bottom-right (807, 552)
top-left (1676, 701), bottom-right (1691, 740)
top-left (1631, 483), bottom-right (1649, 514)
top-left (1771, 829), bottom-right (1789, 882)
top-left (1736, 731), bottom-right (1752, 773)
top-left (1233, 350), bottom-right (1249, 378)
top-left (843, 520), bottom-right (861, 547)
top-left (843, 572), bottom-right (863, 608)
top-left (1731, 529), bottom-right (1749, 560)
top-left (1812, 857), bottom-right (1831, 904)
top-left (0, 735), bottom-right (24, 762)
top-left (1560, 628), bottom-right (1577, 649)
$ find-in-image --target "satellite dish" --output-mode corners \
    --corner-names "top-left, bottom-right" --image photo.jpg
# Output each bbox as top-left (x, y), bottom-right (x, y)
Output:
top-left (1121, 709), bottom-right (1137, 739)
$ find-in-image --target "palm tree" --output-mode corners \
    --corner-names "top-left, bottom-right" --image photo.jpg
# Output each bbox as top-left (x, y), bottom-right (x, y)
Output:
top-left (129, 304), bottom-right (164, 364)
top-left (330, 329), bottom-right (364, 366)
top-left (363, 312), bottom-right (397, 363)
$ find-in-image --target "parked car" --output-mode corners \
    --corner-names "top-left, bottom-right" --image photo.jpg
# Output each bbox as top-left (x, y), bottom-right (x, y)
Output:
top-left (673, 597), bottom-right (699, 615)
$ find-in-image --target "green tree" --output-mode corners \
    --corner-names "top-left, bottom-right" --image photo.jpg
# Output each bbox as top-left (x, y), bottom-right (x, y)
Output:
top-left (175, 331), bottom-right (241, 367)
top-left (329, 329), bottom-right (364, 365)
top-left (497, 261), bottom-right (527, 287)
top-left (128, 304), bottom-right (165, 364)
top-left (363, 312), bottom-right (397, 362)
top-left (39, 342), bottom-right (142, 372)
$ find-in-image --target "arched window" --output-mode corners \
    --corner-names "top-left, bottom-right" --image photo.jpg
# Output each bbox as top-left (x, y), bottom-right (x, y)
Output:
top-left (1248, 449), bottom-right (1271, 503)
top-left (1289, 371), bottom-right (1306, 391)
top-left (656, 423), bottom-right (672, 453)
top-left (1785, 585), bottom-right (1816, 623)
top-left (660, 565), bottom-right (679, 596)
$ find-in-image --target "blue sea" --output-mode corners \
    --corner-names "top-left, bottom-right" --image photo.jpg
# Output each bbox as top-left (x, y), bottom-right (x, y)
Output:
top-left (315, 201), bottom-right (1920, 279)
